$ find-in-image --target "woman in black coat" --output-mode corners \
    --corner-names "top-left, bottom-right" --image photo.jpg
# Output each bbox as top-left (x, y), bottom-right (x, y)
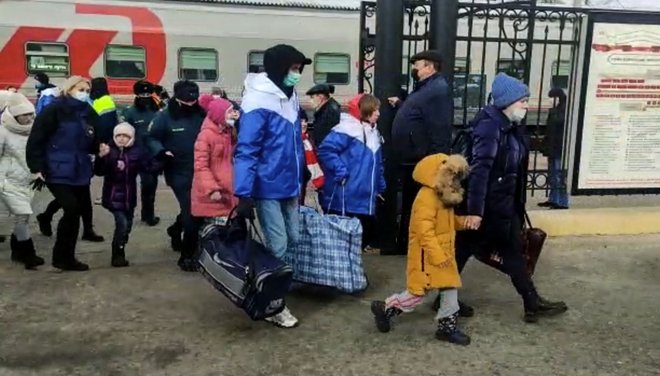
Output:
top-left (306, 83), bottom-right (341, 145)
top-left (449, 73), bottom-right (568, 323)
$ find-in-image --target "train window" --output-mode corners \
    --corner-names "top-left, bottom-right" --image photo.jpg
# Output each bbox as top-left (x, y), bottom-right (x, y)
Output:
top-left (248, 51), bottom-right (265, 73)
top-left (105, 45), bottom-right (146, 79)
top-left (551, 60), bottom-right (571, 89)
top-left (25, 42), bottom-right (69, 77)
top-left (455, 57), bottom-right (469, 74)
top-left (179, 48), bottom-right (218, 81)
top-left (497, 59), bottom-right (525, 80)
top-left (314, 53), bottom-right (350, 85)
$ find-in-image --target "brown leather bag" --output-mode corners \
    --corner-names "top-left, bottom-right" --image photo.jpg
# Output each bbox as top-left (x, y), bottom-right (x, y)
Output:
top-left (475, 211), bottom-right (547, 276)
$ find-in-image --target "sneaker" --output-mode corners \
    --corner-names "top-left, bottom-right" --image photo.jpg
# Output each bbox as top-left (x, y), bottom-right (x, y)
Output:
top-left (264, 307), bottom-right (299, 328)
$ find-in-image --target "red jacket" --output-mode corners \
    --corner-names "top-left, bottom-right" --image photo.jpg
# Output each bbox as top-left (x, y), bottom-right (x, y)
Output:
top-left (191, 97), bottom-right (238, 218)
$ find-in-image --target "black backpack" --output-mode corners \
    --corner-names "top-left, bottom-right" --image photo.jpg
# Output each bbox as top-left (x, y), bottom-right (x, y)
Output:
top-left (450, 127), bottom-right (474, 162)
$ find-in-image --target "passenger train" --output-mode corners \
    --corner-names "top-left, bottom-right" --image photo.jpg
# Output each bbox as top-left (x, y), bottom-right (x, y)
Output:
top-left (0, 0), bottom-right (572, 108)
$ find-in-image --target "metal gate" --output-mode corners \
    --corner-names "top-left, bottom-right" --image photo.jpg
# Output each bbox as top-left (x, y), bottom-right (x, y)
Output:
top-left (357, 0), bottom-right (587, 196)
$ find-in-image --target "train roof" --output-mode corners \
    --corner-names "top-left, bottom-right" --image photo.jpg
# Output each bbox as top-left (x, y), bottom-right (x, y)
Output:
top-left (161, 0), bottom-right (362, 11)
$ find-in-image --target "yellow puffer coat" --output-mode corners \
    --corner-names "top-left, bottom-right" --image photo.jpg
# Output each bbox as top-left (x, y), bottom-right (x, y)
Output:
top-left (406, 153), bottom-right (469, 295)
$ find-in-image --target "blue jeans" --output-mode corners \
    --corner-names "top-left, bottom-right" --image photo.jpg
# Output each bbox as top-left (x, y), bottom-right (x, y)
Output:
top-left (112, 210), bottom-right (134, 246)
top-left (548, 157), bottom-right (569, 208)
top-left (255, 198), bottom-right (300, 259)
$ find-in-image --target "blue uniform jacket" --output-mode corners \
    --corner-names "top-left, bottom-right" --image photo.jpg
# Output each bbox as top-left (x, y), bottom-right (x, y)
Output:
top-left (318, 114), bottom-right (386, 216)
top-left (233, 73), bottom-right (305, 200)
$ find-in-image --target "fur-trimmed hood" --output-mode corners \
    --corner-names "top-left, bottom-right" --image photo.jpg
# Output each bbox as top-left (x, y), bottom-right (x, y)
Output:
top-left (412, 153), bottom-right (469, 206)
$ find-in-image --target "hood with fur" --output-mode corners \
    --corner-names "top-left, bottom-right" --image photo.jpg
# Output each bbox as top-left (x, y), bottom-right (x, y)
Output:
top-left (413, 153), bottom-right (469, 206)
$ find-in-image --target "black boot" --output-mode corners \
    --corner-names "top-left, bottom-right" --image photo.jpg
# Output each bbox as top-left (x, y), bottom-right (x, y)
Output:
top-left (52, 258), bottom-right (89, 271)
top-left (177, 256), bottom-right (197, 272)
top-left (142, 216), bottom-right (161, 227)
top-left (524, 295), bottom-right (568, 323)
top-left (432, 295), bottom-right (475, 318)
top-left (82, 229), bottom-right (104, 242)
top-left (370, 300), bottom-right (402, 333)
top-left (435, 313), bottom-right (471, 346)
top-left (167, 222), bottom-right (183, 252)
top-left (19, 238), bottom-right (45, 270)
top-left (111, 242), bottom-right (130, 267)
top-left (36, 213), bottom-right (53, 237)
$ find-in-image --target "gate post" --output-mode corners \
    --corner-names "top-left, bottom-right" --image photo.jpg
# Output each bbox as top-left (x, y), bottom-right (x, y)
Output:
top-left (430, 0), bottom-right (458, 85)
top-left (374, 0), bottom-right (404, 253)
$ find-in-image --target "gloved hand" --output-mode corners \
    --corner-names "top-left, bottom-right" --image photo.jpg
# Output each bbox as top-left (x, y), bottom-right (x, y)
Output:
top-left (30, 172), bottom-right (46, 191)
top-left (236, 198), bottom-right (256, 220)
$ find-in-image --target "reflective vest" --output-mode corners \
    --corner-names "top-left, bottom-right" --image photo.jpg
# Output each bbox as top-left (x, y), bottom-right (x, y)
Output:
top-left (92, 95), bottom-right (116, 116)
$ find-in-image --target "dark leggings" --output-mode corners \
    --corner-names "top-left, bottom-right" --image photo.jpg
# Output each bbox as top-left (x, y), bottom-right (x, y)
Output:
top-left (42, 186), bottom-right (94, 233)
top-left (455, 214), bottom-right (538, 307)
top-left (47, 184), bottom-right (91, 263)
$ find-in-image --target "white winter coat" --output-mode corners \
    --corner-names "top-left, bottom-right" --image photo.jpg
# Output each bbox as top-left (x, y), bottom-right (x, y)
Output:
top-left (0, 108), bottom-right (34, 215)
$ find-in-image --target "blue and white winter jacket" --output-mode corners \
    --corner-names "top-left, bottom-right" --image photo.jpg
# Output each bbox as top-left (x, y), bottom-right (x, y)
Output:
top-left (35, 87), bottom-right (59, 114)
top-left (318, 113), bottom-right (386, 216)
top-left (233, 73), bottom-right (305, 200)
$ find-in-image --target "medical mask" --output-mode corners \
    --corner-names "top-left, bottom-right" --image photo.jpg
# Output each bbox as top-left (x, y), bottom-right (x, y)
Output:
top-left (226, 119), bottom-right (236, 127)
top-left (73, 91), bottom-right (89, 103)
top-left (509, 108), bottom-right (528, 123)
top-left (284, 72), bottom-right (302, 87)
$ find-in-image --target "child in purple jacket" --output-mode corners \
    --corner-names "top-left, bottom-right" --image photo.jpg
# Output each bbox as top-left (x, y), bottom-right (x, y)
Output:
top-left (96, 122), bottom-right (160, 267)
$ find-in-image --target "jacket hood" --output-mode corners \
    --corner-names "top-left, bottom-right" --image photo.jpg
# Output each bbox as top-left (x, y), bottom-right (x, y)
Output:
top-left (348, 94), bottom-right (363, 120)
top-left (244, 73), bottom-right (288, 100)
top-left (263, 44), bottom-right (311, 98)
top-left (0, 90), bottom-right (11, 111)
top-left (1, 106), bottom-right (33, 136)
top-left (40, 87), bottom-right (60, 97)
top-left (413, 153), bottom-right (469, 206)
top-left (199, 95), bottom-right (233, 129)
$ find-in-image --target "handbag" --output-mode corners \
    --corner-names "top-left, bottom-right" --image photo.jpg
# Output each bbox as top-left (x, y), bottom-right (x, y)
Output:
top-left (475, 211), bottom-right (547, 276)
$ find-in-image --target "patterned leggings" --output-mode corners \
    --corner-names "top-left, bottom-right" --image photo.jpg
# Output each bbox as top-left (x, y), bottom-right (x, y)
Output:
top-left (385, 289), bottom-right (459, 320)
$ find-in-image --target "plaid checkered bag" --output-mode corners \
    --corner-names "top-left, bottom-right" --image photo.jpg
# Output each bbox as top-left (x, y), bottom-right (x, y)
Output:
top-left (285, 206), bottom-right (368, 293)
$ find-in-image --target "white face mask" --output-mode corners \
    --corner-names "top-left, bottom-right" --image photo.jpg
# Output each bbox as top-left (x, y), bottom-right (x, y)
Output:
top-left (225, 119), bottom-right (235, 127)
top-left (73, 91), bottom-right (89, 103)
top-left (510, 108), bottom-right (527, 123)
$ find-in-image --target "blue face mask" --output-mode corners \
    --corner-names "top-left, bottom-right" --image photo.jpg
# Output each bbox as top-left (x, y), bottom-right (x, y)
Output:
top-left (283, 72), bottom-right (302, 87)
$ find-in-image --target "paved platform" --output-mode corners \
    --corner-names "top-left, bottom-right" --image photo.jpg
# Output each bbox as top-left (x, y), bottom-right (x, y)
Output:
top-left (0, 188), bottom-right (659, 375)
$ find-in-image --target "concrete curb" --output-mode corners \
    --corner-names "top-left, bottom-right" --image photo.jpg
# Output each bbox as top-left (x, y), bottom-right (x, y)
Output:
top-left (528, 206), bottom-right (660, 237)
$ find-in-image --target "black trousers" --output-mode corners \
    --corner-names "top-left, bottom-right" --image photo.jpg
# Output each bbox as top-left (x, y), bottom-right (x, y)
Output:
top-left (327, 209), bottom-right (376, 250)
top-left (455, 214), bottom-right (538, 308)
top-left (47, 184), bottom-right (91, 263)
top-left (140, 171), bottom-right (159, 221)
top-left (396, 164), bottom-right (421, 254)
top-left (42, 187), bottom-right (94, 233)
top-left (170, 179), bottom-right (202, 259)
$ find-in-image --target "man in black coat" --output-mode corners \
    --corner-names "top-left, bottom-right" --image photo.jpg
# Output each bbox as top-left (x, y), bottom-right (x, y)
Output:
top-left (306, 83), bottom-right (341, 145)
top-left (389, 50), bottom-right (454, 255)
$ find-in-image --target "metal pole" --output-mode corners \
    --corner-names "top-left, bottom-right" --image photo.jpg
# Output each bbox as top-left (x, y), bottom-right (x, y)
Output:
top-left (430, 0), bottom-right (459, 85)
top-left (373, 0), bottom-right (404, 253)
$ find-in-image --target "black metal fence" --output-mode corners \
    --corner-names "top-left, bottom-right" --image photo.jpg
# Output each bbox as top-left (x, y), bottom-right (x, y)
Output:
top-left (358, 0), bottom-right (586, 196)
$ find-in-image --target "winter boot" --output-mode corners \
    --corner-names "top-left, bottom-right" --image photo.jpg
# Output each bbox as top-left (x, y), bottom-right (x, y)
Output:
top-left (142, 216), bottom-right (161, 227)
top-left (111, 242), bottom-right (130, 268)
top-left (524, 296), bottom-right (568, 323)
top-left (177, 256), bottom-right (197, 272)
top-left (371, 300), bottom-right (402, 333)
top-left (21, 238), bottom-right (45, 270)
top-left (81, 229), bottom-right (104, 242)
top-left (53, 259), bottom-right (90, 271)
top-left (167, 222), bottom-right (183, 252)
top-left (435, 313), bottom-right (471, 346)
top-left (36, 213), bottom-right (53, 237)
top-left (432, 295), bottom-right (475, 318)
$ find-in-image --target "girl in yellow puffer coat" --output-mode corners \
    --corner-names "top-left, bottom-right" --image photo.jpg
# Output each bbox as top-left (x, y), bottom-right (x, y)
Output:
top-left (371, 153), bottom-right (471, 346)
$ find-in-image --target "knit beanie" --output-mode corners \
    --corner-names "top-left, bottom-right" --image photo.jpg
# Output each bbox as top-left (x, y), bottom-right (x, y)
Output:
top-left (113, 122), bottom-right (136, 147)
top-left (61, 76), bottom-right (89, 96)
top-left (491, 73), bottom-right (530, 109)
top-left (90, 77), bottom-right (109, 100)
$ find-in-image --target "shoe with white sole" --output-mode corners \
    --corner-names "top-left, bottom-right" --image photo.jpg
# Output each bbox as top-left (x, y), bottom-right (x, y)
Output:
top-left (264, 306), bottom-right (299, 328)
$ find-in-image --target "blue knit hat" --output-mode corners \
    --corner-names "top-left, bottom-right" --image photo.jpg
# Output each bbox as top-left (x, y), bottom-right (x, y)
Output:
top-left (491, 73), bottom-right (530, 109)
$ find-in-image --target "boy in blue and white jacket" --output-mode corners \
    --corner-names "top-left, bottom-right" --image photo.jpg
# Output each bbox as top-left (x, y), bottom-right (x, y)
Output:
top-left (233, 44), bottom-right (311, 329)
top-left (318, 94), bottom-right (386, 250)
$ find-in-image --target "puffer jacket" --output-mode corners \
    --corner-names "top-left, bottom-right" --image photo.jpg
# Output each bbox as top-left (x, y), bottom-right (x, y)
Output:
top-left (0, 107), bottom-right (34, 215)
top-left (26, 96), bottom-right (99, 186)
top-left (406, 154), bottom-right (468, 295)
top-left (35, 87), bottom-right (59, 114)
top-left (233, 73), bottom-right (305, 200)
top-left (191, 98), bottom-right (239, 218)
top-left (96, 142), bottom-right (160, 212)
top-left (318, 96), bottom-right (385, 216)
top-left (466, 105), bottom-right (529, 237)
